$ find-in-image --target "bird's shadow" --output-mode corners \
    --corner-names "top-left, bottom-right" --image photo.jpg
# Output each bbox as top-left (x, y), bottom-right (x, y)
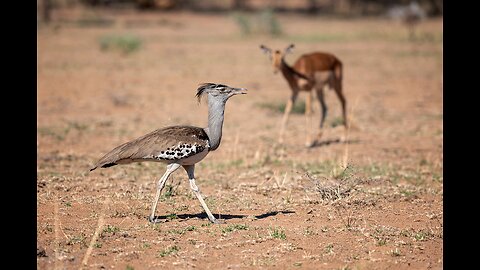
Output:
top-left (151, 210), bottom-right (295, 223)
top-left (309, 138), bottom-right (360, 148)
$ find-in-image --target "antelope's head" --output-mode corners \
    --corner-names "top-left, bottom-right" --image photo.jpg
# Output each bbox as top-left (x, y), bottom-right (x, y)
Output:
top-left (260, 44), bottom-right (295, 74)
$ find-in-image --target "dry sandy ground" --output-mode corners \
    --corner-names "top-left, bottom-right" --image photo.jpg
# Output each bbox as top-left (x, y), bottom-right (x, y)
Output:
top-left (37, 8), bottom-right (443, 269)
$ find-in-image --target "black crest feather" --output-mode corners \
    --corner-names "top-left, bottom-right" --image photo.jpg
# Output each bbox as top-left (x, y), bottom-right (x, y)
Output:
top-left (196, 83), bottom-right (217, 102)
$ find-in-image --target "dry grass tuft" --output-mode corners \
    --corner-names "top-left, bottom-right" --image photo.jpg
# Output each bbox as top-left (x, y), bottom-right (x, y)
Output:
top-left (303, 167), bottom-right (367, 201)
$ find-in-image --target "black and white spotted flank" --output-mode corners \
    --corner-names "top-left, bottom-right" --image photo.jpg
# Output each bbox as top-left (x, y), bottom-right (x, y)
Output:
top-left (151, 142), bottom-right (208, 161)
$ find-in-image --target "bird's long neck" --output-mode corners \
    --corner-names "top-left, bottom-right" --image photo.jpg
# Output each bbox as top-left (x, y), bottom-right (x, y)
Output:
top-left (204, 97), bottom-right (226, 151)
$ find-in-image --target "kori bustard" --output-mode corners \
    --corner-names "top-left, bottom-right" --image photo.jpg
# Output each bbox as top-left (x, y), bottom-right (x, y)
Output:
top-left (90, 83), bottom-right (247, 224)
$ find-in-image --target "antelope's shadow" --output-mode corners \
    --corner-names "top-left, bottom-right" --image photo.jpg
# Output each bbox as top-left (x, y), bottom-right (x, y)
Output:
top-left (151, 210), bottom-right (295, 223)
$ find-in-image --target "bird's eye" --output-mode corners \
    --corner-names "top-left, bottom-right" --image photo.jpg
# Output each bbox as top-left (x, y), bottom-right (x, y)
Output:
top-left (216, 85), bottom-right (226, 91)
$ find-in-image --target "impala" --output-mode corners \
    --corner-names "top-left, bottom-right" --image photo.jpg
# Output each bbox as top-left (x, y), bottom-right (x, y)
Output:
top-left (260, 44), bottom-right (348, 147)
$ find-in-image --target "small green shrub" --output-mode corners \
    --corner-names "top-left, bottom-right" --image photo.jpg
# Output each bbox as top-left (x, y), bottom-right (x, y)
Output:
top-left (257, 101), bottom-right (305, 114)
top-left (232, 8), bottom-right (282, 37)
top-left (99, 34), bottom-right (142, 54)
top-left (232, 13), bottom-right (251, 36)
top-left (269, 227), bottom-right (286, 240)
top-left (159, 245), bottom-right (179, 257)
top-left (258, 8), bottom-right (282, 36)
top-left (222, 224), bottom-right (248, 234)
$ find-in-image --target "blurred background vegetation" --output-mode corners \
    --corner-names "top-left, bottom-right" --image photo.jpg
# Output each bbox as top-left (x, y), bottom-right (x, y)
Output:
top-left (38, 0), bottom-right (443, 25)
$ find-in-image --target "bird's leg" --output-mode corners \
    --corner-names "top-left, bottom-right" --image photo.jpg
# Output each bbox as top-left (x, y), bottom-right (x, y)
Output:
top-left (149, 163), bottom-right (181, 223)
top-left (183, 165), bottom-right (222, 224)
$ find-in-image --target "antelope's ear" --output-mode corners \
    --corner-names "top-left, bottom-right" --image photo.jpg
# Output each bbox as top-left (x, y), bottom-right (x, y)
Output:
top-left (260, 44), bottom-right (272, 54)
top-left (285, 44), bottom-right (295, 54)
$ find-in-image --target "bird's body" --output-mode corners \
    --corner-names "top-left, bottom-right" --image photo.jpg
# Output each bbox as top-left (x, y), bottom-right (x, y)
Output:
top-left (90, 126), bottom-right (210, 169)
top-left (90, 83), bottom-right (247, 224)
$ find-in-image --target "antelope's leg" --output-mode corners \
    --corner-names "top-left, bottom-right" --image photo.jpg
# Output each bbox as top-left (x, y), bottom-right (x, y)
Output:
top-left (332, 77), bottom-right (348, 130)
top-left (315, 87), bottom-right (328, 141)
top-left (333, 84), bottom-right (348, 142)
top-left (149, 163), bottom-right (181, 223)
top-left (305, 91), bottom-right (313, 147)
top-left (279, 92), bottom-right (298, 143)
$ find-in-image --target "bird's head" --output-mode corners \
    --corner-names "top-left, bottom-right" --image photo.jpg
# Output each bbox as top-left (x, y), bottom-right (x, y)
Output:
top-left (196, 83), bottom-right (247, 103)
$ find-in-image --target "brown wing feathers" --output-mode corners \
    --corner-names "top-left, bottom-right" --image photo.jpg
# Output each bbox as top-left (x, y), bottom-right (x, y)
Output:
top-left (90, 126), bottom-right (209, 171)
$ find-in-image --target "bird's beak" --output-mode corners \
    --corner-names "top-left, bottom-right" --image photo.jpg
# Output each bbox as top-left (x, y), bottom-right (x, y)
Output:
top-left (231, 87), bottom-right (248, 95)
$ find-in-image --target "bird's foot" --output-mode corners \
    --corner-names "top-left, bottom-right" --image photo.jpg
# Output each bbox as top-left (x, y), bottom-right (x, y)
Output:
top-left (211, 218), bottom-right (226, 224)
top-left (148, 216), bottom-right (160, 223)
top-left (305, 140), bottom-right (315, 148)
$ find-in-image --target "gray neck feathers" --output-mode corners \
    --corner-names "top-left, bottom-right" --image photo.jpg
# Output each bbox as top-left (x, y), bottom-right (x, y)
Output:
top-left (204, 96), bottom-right (226, 151)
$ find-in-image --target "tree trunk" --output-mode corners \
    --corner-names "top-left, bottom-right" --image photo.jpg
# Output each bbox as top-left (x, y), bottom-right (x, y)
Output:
top-left (43, 0), bottom-right (51, 24)
top-left (428, 0), bottom-right (443, 16)
top-left (307, 0), bottom-right (318, 14)
top-left (232, 0), bottom-right (248, 11)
